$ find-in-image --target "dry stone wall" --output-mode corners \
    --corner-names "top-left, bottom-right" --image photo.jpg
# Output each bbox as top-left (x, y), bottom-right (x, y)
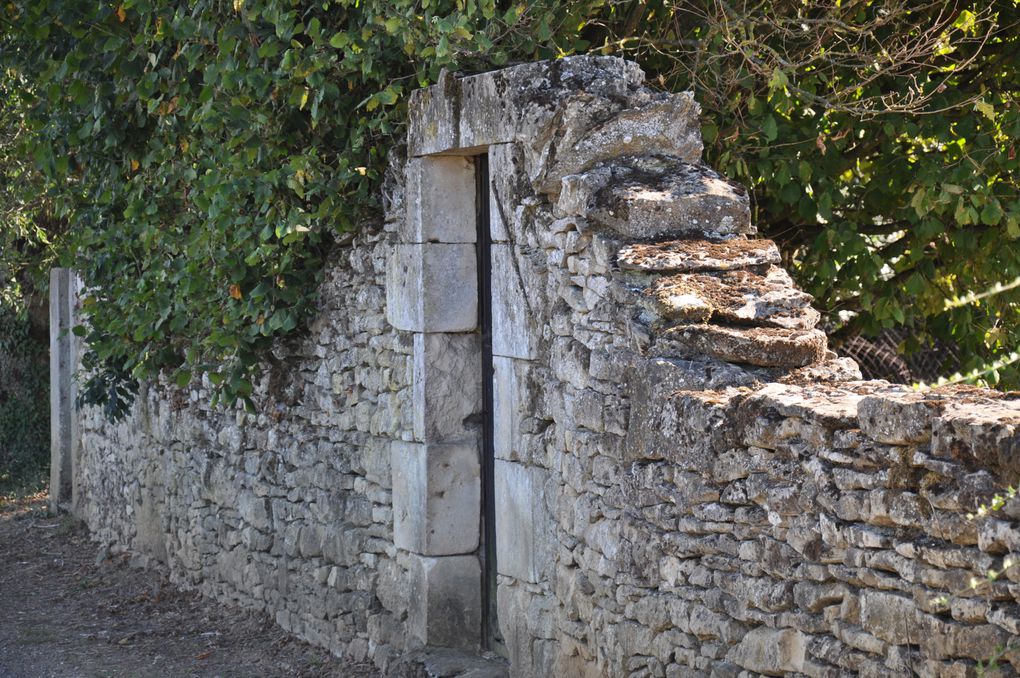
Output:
top-left (69, 56), bottom-right (1020, 678)
top-left (75, 214), bottom-right (421, 667)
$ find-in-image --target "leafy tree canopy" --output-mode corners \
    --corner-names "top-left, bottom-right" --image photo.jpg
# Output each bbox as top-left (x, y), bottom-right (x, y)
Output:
top-left (1, 0), bottom-right (1018, 414)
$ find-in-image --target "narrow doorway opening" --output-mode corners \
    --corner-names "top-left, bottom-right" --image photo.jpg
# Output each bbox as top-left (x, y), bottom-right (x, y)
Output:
top-left (475, 154), bottom-right (503, 653)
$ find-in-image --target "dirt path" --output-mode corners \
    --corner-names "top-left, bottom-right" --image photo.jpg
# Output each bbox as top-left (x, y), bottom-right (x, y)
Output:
top-left (0, 492), bottom-right (380, 678)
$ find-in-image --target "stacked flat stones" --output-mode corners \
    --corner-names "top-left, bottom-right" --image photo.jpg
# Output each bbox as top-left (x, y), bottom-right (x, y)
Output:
top-left (552, 152), bottom-right (829, 371)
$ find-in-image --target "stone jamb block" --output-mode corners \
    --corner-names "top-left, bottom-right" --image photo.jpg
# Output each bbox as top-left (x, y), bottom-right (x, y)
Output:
top-left (386, 243), bottom-right (478, 332)
top-left (488, 143), bottom-right (519, 244)
top-left (495, 460), bottom-right (553, 583)
top-left (392, 441), bottom-right (481, 556)
top-left (413, 332), bottom-right (483, 442)
top-left (402, 156), bottom-right (478, 244)
top-left (407, 553), bottom-right (482, 649)
top-left (491, 244), bottom-right (537, 359)
top-left (493, 357), bottom-right (534, 463)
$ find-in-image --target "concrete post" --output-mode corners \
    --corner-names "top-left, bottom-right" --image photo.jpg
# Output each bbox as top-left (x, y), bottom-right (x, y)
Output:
top-left (49, 268), bottom-right (73, 513)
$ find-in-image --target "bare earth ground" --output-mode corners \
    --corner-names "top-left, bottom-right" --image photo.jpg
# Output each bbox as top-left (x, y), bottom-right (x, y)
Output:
top-left (0, 492), bottom-right (380, 678)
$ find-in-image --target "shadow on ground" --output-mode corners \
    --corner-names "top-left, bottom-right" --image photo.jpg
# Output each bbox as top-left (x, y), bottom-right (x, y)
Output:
top-left (0, 492), bottom-right (380, 678)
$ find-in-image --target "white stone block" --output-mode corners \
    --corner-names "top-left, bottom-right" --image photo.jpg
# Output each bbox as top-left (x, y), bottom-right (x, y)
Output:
top-left (392, 441), bottom-right (480, 555)
top-left (491, 244), bottom-right (537, 359)
top-left (402, 156), bottom-right (477, 244)
top-left (386, 243), bottom-right (478, 332)
top-left (407, 553), bottom-right (482, 649)
top-left (407, 70), bottom-right (461, 156)
top-left (493, 356), bottom-right (529, 462)
top-left (495, 460), bottom-right (553, 583)
top-left (413, 333), bottom-right (482, 442)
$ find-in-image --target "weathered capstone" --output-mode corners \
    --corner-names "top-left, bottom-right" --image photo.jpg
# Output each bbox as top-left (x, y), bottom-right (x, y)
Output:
top-left (617, 237), bottom-right (781, 273)
top-left (653, 324), bottom-right (828, 367)
top-left (857, 391), bottom-right (946, 444)
top-left (643, 266), bottom-right (819, 330)
top-left (554, 156), bottom-right (752, 239)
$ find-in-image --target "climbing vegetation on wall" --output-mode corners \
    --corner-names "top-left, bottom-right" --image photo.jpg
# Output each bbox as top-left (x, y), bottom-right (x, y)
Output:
top-left (1, 0), bottom-right (1018, 414)
top-left (2, 0), bottom-right (599, 411)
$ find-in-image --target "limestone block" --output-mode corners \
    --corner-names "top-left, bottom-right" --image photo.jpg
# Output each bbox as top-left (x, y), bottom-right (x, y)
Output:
top-left (532, 92), bottom-right (703, 194)
top-left (858, 392), bottom-right (943, 444)
top-left (409, 55), bottom-right (645, 157)
top-left (238, 493), bottom-right (272, 531)
top-left (458, 70), bottom-right (514, 150)
top-left (623, 357), bottom-right (757, 462)
top-left (413, 333), bottom-right (482, 442)
top-left (460, 56), bottom-right (644, 153)
top-left (858, 590), bottom-right (919, 644)
top-left (491, 244), bottom-right (538, 359)
top-left (392, 441), bottom-right (480, 556)
top-left (497, 584), bottom-right (557, 678)
top-left (726, 627), bottom-right (806, 675)
top-left (407, 69), bottom-right (460, 156)
top-left (407, 553), bottom-right (482, 649)
top-left (495, 460), bottom-right (554, 583)
top-left (386, 243), bottom-right (478, 332)
top-left (653, 324), bottom-right (827, 368)
top-left (555, 156), bottom-right (752, 239)
top-left (402, 156), bottom-right (477, 244)
top-left (643, 266), bottom-right (820, 330)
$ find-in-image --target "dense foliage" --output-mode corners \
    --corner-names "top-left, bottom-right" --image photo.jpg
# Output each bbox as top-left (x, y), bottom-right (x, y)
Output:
top-left (1, 0), bottom-right (1018, 415)
top-left (2, 0), bottom-right (598, 411)
top-left (0, 287), bottom-right (50, 495)
top-left (0, 63), bottom-right (52, 489)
